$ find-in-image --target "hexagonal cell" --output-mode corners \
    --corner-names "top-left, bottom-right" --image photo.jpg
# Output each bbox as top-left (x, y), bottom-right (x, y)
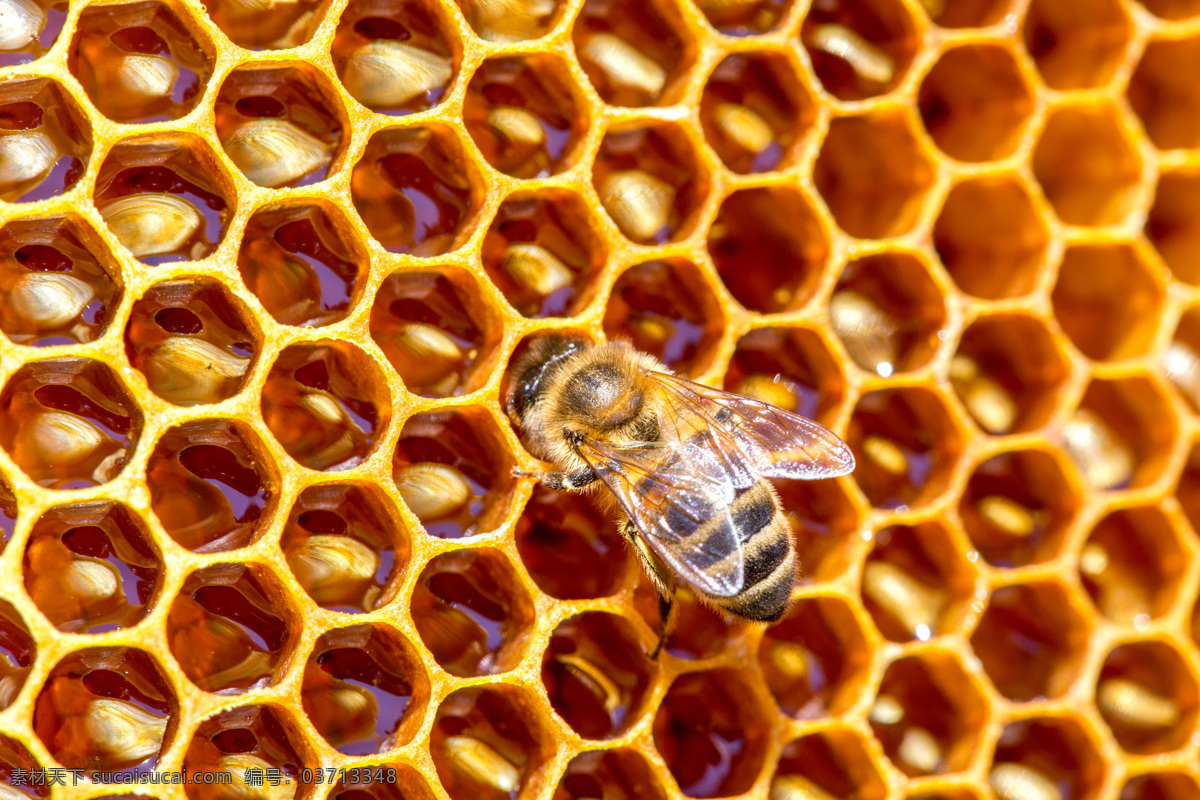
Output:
top-left (989, 716), bottom-right (1107, 800)
top-left (970, 580), bottom-right (1090, 701)
top-left (214, 63), bottom-right (345, 189)
top-left (463, 54), bottom-right (587, 179)
top-left (707, 187), bottom-right (828, 313)
top-left (0, 599), bottom-right (34, 711)
top-left (1079, 507), bottom-right (1188, 624)
top-left (0, 735), bottom-right (46, 798)
top-left (481, 190), bottom-right (606, 319)
top-left (801, 0), bottom-right (918, 100)
top-left (167, 563), bottom-right (293, 694)
top-left (1060, 376), bottom-right (1176, 492)
top-left (146, 419), bottom-right (274, 552)
top-left (830, 252), bottom-right (946, 377)
top-left (934, 176), bottom-right (1049, 300)
top-left (542, 612), bottom-right (654, 740)
top-left (1052, 244), bottom-right (1163, 362)
top-left (93, 134), bottom-right (235, 265)
top-left (302, 623), bottom-right (428, 754)
top-left (454, 0), bottom-right (563, 41)
top-left (34, 647), bottom-right (174, 777)
top-left (351, 126), bottom-right (483, 256)
top-left (724, 326), bottom-right (845, 428)
top-left (1023, 0), bottom-right (1132, 90)
top-left (69, 2), bottom-right (212, 123)
top-left (1121, 772), bottom-right (1200, 800)
top-left (332, 0), bottom-right (458, 116)
top-left (181, 705), bottom-right (306, 800)
top-left (431, 686), bottom-right (553, 800)
top-left (124, 279), bottom-right (257, 407)
top-left (814, 110), bottom-right (935, 239)
top-left (846, 387), bottom-right (963, 510)
top-left (771, 728), bottom-right (886, 800)
top-left (1095, 640), bottom-right (1198, 754)
top-left (602, 259), bottom-right (724, 378)
top-left (960, 449), bottom-right (1080, 568)
top-left (1129, 35), bottom-right (1200, 150)
top-left (0, 215), bottom-right (121, 346)
top-left (0, 0), bottom-right (67, 65)
top-left (281, 483), bottom-right (408, 613)
top-left (758, 596), bottom-right (871, 719)
top-left (777, 476), bottom-right (861, 584)
top-left (326, 765), bottom-right (437, 800)
top-left (515, 485), bottom-right (629, 600)
top-left (862, 522), bottom-right (974, 643)
top-left (1147, 168), bottom-right (1200, 285)
top-left (923, 0), bottom-right (1009, 28)
top-left (632, 581), bottom-right (745, 660)
top-left (554, 749), bottom-right (665, 800)
top-left (261, 342), bottom-right (389, 471)
top-left (0, 358), bottom-right (138, 490)
top-left (393, 409), bottom-right (515, 538)
top-left (918, 44), bottom-right (1034, 163)
top-left (1032, 104), bottom-right (1142, 227)
top-left (411, 548), bottom-right (534, 677)
top-left (699, 52), bottom-right (815, 174)
top-left (200, 0), bottom-right (325, 49)
top-left (572, 0), bottom-right (692, 107)
top-left (0, 78), bottom-right (91, 202)
top-left (24, 502), bottom-right (159, 634)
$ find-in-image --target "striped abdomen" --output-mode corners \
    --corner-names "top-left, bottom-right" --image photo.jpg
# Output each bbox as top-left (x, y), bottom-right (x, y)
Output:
top-left (704, 480), bottom-right (795, 622)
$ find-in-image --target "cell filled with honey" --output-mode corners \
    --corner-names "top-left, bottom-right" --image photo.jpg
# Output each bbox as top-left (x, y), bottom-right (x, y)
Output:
top-left (1094, 640), bottom-right (1198, 754)
top-left (554, 749), bottom-right (666, 800)
top-left (801, 0), bottom-right (919, 100)
top-left (180, 705), bottom-right (308, 800)
top-left (1078, 507), bottom-right (1189, 624)
top-left (0, 78), bottom-right (91, 202)
top-left (772, 728), bottom-right (887, 800)
top-left (0, 735), bottom-right (47, 798)
top-left (572, 0), bottom-right (694, 107)
top-left (514, 485), bottom-right (629, 600)
top-left (0, 0), bottom-right (67, 66)
top-left (199, 0), bottom-right (325, 49)
top-left (0, 599), bottom-right (35, 711)
top-left (1023, 0), bottom-right (1133, 90)
top-left (988, 716), bottom-right (1107, 800)
top-left (724, 326), bottom-right (846, 426)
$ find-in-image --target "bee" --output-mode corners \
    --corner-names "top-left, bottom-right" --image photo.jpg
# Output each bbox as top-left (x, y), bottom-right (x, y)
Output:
top-left (506, 336), bottom-right (855, 654)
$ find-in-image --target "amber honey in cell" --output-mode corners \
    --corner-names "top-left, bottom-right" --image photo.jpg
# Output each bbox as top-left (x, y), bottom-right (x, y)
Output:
top-left (0, 79), bottom-right (91, 203)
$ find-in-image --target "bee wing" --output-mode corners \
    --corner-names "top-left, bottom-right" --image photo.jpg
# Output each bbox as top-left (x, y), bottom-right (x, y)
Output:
top-left (575, 435), bottom-right (745, 598)
top-left (650, 371), bottom-right (856, 481)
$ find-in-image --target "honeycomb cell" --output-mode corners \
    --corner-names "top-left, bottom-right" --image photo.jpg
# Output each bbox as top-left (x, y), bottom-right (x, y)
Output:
top-left (800, 0), bottom-right (918, 101)
top-left (332, 0), bottom-right (459, 115)
top-left (989, 716), bottom-right (1107, 800)
top-left (1165, 306), bottom-right (1200, 410)
top-left (777, 474), bottom-right (861, 584)
top-left (181, 705), bottom-right (306, 800)
top-left (951, 315), bottom-right (1070, 435)
top-left (1121, 773), bottom-right (1200, 800)
top-left (814, 110), bottom-right (936, 239)
top-left (24, 502), bottom-right (160, 634)
top-left (970, 580), bottom-right (1091, 701)
top-left (214, 63), bottom-right (345, 189)
top-left (455, 0), bottom-right (562, 41)
top-left (542, 612), bottom-right (653, 740)
top-left (167, 563), bottom-right (293, 694)
top-left (411, 549), bottom-right (534, 677)
top-left (918, 44), bottom-right (1034, 163)
top-left (638, 583), bottom-right (745, 661)
top-left (124, 279), bottom-right (257, 407)
top-left (724, 326), bottom-right (845, 426)
top-left (146, 419), bottom-right (275, 552)
top-left (846, 387), bottom-right (963, 510)
top-left (481, 190), bottom-right (606, 318)
top-left (281, 483), bottom-right (408, 613)
top-left (758, 596), bottom-right (871, 719)
top-left (301, 623), bottom-right (428, 754)
top-left (1023, 0), bottom-right (1132, 90)
top-left (327, 765), bottom-right (436, 800)
top-left (69, 2), bottom-right (212, 123)
top-left (1095, 640), bottom-right (1197, 754)
top-left (1127, 35), bottom-right (1200, 151)
top-left (699, 52), bottom-right (815, 174)
top-left (1032, 103), bottom-right (1142, 228)
top-left (554, 749), bottom-right (665, 800)
top-left (572, 0), bottom-right (692, 107)
top-left (0, 0), bottom-right (67, 66)
top-left (463, 54), bottom-right (588, 179)
top-left (830, 252), bottom-right (946, 377)
top-left (1147, 167), bottom-right (1200, 287)
top-left (238, 202), bottom-right (367, 328)
top-left (1179, 443), bottom-right (1200, 534)
top-left (771, 727), bottom-right (886, 800)
top-left (707, 187), bottom-right (828, 313)
top-left (0, 78), bottom-right (91, 202)
top-left (1079, 507), bottom-right (1188, 624)
top-left (0, 359), bottom-right (138, 490)
top-left (653, 669), bottom-right (769, 798)
top-left (1052, 244), bottom-right (1163, 362)
top-left (960, 449), bottom-right (1080, 568)
top-left (200, 0), bottom-right (325, 48)
top-left (0, 599), bottom-right (34, 710)
top-left (393, 409), bottom-right (515, 538)
top-left (862, 521), bottom-right (974, 643)
top-left (93, 135), bottom-right (235, 265)
top-left (0, 215), bottom-right (121, 347)
top-left (933, 175), bottom-right (1049, 300)
top-left (515, 486), bottom-right (629, 600)
top-left (351, 126), bottom-right (482, 256)
top-left (431, 686), bottom-right (553, 800)
top-left (33, 648), bottom-right (175, 777)
top-left (923, 0), bottom-right (1009, 28)
top-left (602, 259), bottom-right (724, 377)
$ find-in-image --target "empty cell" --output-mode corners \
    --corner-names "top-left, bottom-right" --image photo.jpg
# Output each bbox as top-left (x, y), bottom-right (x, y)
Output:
top-left (708, 187), bottom-right (828, 313)
top-left (0, 0), bottom-right (67, 65)
top-left (0, 359), bottom-right (138, 490)
top-left (200, 0), bottom-right (325, 48)
top-left (772, 727), bottom-right (886, 800)
top-left (1147, 168), bottom-right (1200, 284)
top-left (801, 0), bottom-right (919, 101)
top-left (0, 78), bottom-right (92, 202)
top-left (1120, 773), bottom-right (1200, 800)
top-left (1023, 0), bottom-right (1132, 90)
top-left (572, 0), bottom-right (693, 107)
top-left (1095, 640), bottom-right (1198, 754)
top-left (776, 476), bottom-right (861, 584)
top-left (0, 599), bottom-right (34, 711)
top-left (1133, 35), bottom-right (1200, 152)
top-left (924, 0), bottom-right (1009, 28)
top-left (515, 485), bottom-right (629, 600)
top-left (0, 215), bottom-right (121, 347)
top-left (1052, 244), bottom-right (1163, 362)
top-left (1079, 507), bottom-right (1188, 624)
top-left (554, 749), bottom-right (666, 800)
top-left (0, 736), bottom-right (45, 798)
top-left (146, 419), bottom-right (274, 552)
top-left (455, 0), bottom-right (562, 40)
top-left (181, 705), bottom-right (306, 800)
top-left (124, 279), bottom-right (257, 407)
top-left (989, 716), bottom-right (1108, 800)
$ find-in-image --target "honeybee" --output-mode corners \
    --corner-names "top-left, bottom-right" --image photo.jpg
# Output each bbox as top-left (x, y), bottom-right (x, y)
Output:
top-left (507, 336), bottom-right (855, 654)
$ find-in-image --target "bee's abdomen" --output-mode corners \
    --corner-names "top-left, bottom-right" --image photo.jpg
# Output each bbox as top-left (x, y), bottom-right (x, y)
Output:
top-left (722, 481), bottom-right (795, 622)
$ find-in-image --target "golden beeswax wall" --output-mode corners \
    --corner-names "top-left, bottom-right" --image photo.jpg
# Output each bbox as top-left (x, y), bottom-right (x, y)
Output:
top-left (1, 0), bottom-right (1200, 797)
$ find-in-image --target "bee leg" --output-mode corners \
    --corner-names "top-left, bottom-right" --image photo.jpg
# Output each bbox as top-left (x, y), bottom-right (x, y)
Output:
top-left (513, 466), bottom-right (598, 491)
top-left (623, 520), bottom-right (677, 659)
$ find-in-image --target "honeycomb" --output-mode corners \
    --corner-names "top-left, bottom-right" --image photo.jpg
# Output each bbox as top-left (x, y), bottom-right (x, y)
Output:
top-left (2, 0), bottom-right (1200, 797)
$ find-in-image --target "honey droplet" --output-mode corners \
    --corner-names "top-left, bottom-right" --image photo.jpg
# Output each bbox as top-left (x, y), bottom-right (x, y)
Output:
top-left (734, 374), bottom-right (798, 412)
top-left (502, 243), bottom-right (574, 296)
top-left (0, 0), bottom-right (45, 51)
top-left (557, 653), bottom-right (622, 713)
top-left (896, 726), bottom-right (942, 773)
top-left (396, 463), bottom-right (472, 521)
top-left (862, 561), bottom-right (944, 637)
top-left (989, 763), bottom-right (1062, 800)
top-left (1097, 678), bottom-right (1180, 728)
top-left (713, 103), bottom-right (774, 156)
top-left (581, 33), bottom-right (667, 99)
top-left (809, 24), bottom-right (895, 84)
top-left (869, 694), bottom-right (905, 725)
top-left (0, 131), bottom-right (58, 199)
top-left (463, 0), bottom-right (555, 41)
top-left (144, 336), bottom-right (251, 406)
top-left (286, 534), bottom-right (380, 608)
top-left (85, 697), bottom-right (168, 765)
top-left (388, 322), bottom-right (467, 395)
top-left (862, 435), bottom-right (907, 475)
top-left (950, 355), bottom-right (1017, 434)
top-left (600, 169), bottom-right (675, 242)
top-left (1162, 341), bottom-right (1200, 409)
top-left (114, 54), bottom-right (179, 101)
top-left (771, 774), bottom-right (838, 800)
top-left (217, 753), bottom-right (294, 800)
top-left (829, 290), bottom-right (898, 376)
top-left (342, 40), bottom-right (453, 109)
top-left (221, 118), bottom-right (332, 188)
top-left (444, 735), bottom-right (521, 793)
top-left (978, 495), bottom-right (1038, 538)
top-left (487, 106), bottom-right (546, 146)
top-left (8, 273), bottom-right (95, 331)
top-left (1061, 409), bottom-right (1133, 490)
top-left (99, 193), bottom-right (204, 259)
top-left (17, 410), bottom-right (104, 470)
